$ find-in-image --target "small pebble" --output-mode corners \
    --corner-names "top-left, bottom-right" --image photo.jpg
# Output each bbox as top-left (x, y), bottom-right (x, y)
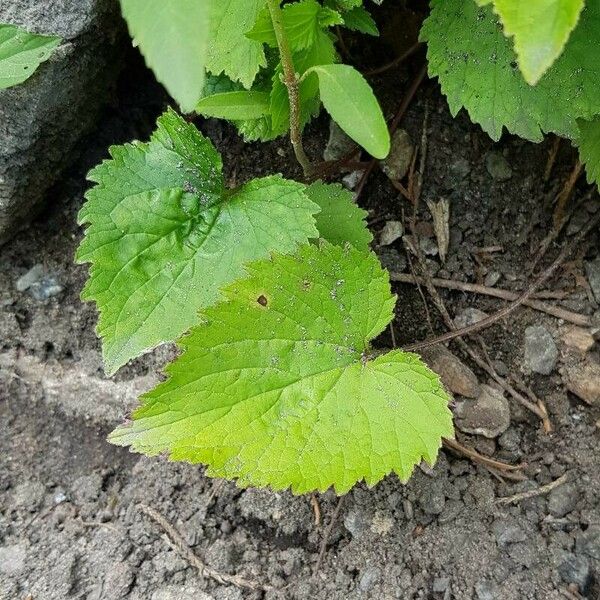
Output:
top-left (455, 384), bottom-right (511, 438)
top-left (454, 308), bottom-right (489, 329)
top-left (379, 221), bottom-right (404, 246)
top-left (483, 271), bottom-right (501, 287)
top-left (380, 129), bottom-right (413, 182)
top-left (524, 325), bottom-right (558, 375)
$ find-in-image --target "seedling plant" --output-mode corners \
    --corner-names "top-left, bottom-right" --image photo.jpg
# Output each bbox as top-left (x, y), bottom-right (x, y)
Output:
top-left (2, 0), bottom-right (599, 495)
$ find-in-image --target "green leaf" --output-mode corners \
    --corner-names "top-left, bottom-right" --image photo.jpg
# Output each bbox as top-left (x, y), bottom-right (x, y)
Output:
top-left (196, 91), bottom-right (271, 120)
top-left (577, 116), bottom-right (600, 185)
top-left (248, 0), bottom-right (341, 52)
top-left (206, 0), bottom-right (267, 88)
top-left (308, 63), bottom-right (390, 158)
top-left (0, 23), bottom-right (61, 89)
top-left (476, 0), bottom-right (585, 84)
top-left (341, 6), bottom-right (379, 36)
top-left (119, 0), bottom-right (209, 113)
top-left (109, 243), bottom-right (453, 494)
top-left (76, 109), bottom-right (319, 375)
top-left (305, 181), bottom-right (372, 251)
top-left (421, 0), bottom-right (600, 141)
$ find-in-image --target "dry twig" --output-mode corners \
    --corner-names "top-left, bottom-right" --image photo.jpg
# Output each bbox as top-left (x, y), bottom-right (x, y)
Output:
top-left (390, 272), bottom-right (591, 327)
top-left (138, 504), bottom-right (273, 592)
top-left (496, 473), bottom-right (569, 505)
top-left (314, 496), bottom-right (345, 574)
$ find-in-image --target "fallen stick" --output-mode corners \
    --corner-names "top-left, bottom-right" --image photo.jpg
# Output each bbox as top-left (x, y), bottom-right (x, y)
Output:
top-left (496, 473), bottom-right (569, 505)
top-left (390, 272), bottom-right (591, 328)
top-left (138, 504), bottom-right (273, 592)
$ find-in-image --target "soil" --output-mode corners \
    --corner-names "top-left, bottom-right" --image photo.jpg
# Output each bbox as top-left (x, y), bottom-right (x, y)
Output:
top-left (2, 25), bottom-right (600, 600)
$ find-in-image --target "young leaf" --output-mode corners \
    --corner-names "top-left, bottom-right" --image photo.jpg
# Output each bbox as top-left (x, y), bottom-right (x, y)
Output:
top-left (196, 91), bottom-right (271, 120)
top-left (420, 0), bottom-right (600, 142)
top-left (341, 6), bottom-right (379, 36)
top-left (109, 243), bottom-right (453, 494)
top-left (206, 0), bottom-right (267, 88)
top-left (477, 0), bottom-right (585, 84)
top-left (247, 0), bottom-right (341, 52)
top-left (305, 181), bottom-right (372, 251)
top-left (0, 23), bottom-right (61, 89)
top-left (76, 110), bottom-right (319, 375)
top-left (577, 117), bottom-right (600, 186)
top-left (307, 64), bottom-right (390, 158)
top-left (119, 0), bottom-right (209, 113)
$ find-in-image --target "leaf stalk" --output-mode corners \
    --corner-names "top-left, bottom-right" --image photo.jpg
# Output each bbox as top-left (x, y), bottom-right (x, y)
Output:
top-left (266, 0), bottom-right (312, 177)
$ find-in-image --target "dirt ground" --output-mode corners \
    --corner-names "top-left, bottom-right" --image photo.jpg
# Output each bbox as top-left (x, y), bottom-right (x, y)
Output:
top-left (1, 33), bottom-right (600, 600)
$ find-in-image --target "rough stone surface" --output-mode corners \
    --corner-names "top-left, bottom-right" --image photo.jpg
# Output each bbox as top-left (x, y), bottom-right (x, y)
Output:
top-left (380, 129), bottom-right (413, 181)
top-left (421, 345), bottom-right (480, 399)
top-left (455, 384), bottom-right (511, 438)
top-left (562, 358), bottom-right (600, 405)
top-left (0, 0), bottom-right (124, 245)
top-left (323, 119), bottom-right (355, 162)
top-left (524, 325), bottom-right (558, 375)
top-left (379, 220), bottom-right (404, 246)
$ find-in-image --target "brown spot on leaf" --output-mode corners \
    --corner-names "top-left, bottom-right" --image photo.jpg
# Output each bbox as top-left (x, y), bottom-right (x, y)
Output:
top-left (257, 294), bottom-right (268, 307)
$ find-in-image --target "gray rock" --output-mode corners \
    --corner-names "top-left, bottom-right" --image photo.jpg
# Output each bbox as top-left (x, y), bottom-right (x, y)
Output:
top-left (379, 220), bottom-right (404, 246)
top-left (15, 264), bottom-right (44, 291)
top-left (454, 308), bottom-right (489, 329)
top-left (455, 384), bottom-right (510, 438)
top-left (483, 271), bottom-right (501, 287)
top-left (485, 151), bottom-right (512, 181)
top-left (0, 544), bottom-right (27, 575)
top-left (16, 265), bottom-right (63, 300)
top-left (323, 120), bottom-right (355, 162)
top-left (420, 345), bottom-right (480, 398)
top-left (548, 482), bottom-right (578, 517)
top-left (585, 257), bottom-right (600, 303)
top-left (524, 325), bottom-right (558, 375)
top-left (0, 0), bottom-right (124, 244)
top-left (576, 525), bottom-right (600, 560)
top-left (380, 129), bottom-right (413, 182)
top-left (558, 554), bottom-right (591, 593)
top-left (562, 358), bottom-right (600, 405)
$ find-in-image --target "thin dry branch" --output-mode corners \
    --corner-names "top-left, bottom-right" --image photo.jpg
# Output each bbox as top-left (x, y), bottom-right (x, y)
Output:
top-left (138, 504), bottom-right (273, 592)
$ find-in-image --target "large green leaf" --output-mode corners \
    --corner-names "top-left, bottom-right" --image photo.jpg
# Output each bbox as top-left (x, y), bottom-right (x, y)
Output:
top-left (120, 0), bottom-right (209, 113)
top-left (206, 0), bottom-right (267, 88)
top-left (476, 0), bottom-right (585, 84)
top-left (305, 181), bottom-right (372, 251)
top-left (577, 116), bottom-right (600, 186)
top-left (421, 0), bottom-right (600, 141)
top-left (308, 63), bottom-right (390, 158)
top-left (0, 23), bottom-right (61, 89)
top-left (76, 110), bottom-right (319, 374)
top-left (110, 243), bottom-right (453, 494)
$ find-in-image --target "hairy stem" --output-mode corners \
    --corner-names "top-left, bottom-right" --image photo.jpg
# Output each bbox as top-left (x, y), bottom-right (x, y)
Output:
top-left (266, 0), bottom-right (312, 177)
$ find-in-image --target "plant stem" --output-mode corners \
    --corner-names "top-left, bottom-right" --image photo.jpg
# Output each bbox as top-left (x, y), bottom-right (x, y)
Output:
top-left (266, 0), bottom-right (312, 177)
